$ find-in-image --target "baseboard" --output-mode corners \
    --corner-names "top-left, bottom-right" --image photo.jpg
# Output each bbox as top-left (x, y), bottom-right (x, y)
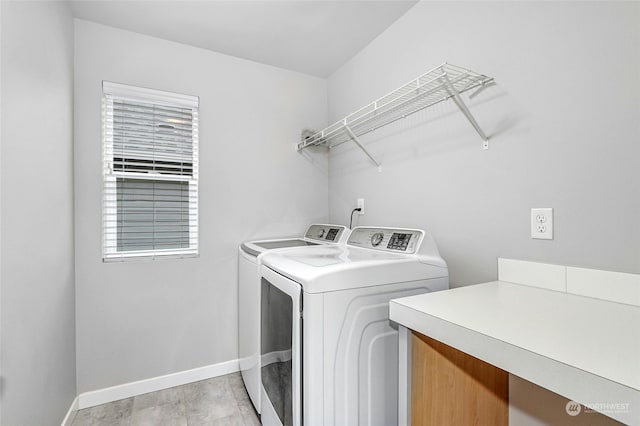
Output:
top-left (61, 396), bottom-right (79, 426)
top-left (77, 358), bottom-right (239, 410)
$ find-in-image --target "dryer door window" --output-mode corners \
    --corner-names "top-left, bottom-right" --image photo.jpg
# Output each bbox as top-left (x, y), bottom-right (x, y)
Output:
top-left (261, 277), bottom-right (301, 426)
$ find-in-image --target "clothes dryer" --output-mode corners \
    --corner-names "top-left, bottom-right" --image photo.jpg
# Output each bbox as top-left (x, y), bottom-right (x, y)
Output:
top-left (259, 226), bottom-right (448, 426)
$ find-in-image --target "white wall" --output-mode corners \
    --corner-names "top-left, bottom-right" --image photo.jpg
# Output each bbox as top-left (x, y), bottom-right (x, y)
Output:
top-left (74, 20), bottom-right (328, 393)
top-left (327, 2), bottom-right (638, 424)
top-left (328, 1), bottom-right (640, 286)
top-left (1, 1), bottom-right (76, 424)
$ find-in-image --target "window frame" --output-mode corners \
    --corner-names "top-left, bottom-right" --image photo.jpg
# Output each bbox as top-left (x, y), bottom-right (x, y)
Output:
top-left (102, 81), bottom-right (199, 262)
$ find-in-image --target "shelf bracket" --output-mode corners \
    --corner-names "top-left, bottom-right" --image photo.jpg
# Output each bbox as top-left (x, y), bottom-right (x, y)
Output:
top-left (441, 72), bottom-right (490, 150)
top-left (343, 124), bottom-right (381, 167)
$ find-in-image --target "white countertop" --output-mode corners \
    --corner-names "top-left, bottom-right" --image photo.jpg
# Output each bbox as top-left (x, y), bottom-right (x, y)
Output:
top-left (390, 281), bottom-right (640, 425)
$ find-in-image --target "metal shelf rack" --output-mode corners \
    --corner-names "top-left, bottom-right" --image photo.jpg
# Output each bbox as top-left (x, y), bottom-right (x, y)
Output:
top-left (298, 63), bottom-right (495, 166)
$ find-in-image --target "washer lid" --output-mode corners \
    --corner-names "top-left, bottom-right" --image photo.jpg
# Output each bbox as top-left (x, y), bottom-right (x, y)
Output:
top-left (240, 224), bottom-right (350, 257)
top-left (241, 238), bottom-right (314, 257)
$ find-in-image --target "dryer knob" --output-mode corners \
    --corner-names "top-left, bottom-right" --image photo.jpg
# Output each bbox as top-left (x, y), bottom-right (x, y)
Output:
top-left (371, 232), bottom-right (384, 246)
top-left (317, 228), bottom-right (326, 238)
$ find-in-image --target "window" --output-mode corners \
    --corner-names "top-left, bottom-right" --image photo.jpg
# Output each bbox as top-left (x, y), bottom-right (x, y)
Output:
top-left (102, 82), bottom-right (199, 261)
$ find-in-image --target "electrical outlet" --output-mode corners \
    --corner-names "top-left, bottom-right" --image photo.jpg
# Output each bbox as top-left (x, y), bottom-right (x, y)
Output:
top-left (357, 198), bottom-right (365, 215)
top-left (531, 208), bottom-right (553, 240)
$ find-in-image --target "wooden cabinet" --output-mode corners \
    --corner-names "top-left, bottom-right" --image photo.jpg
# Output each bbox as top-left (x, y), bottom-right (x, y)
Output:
top-left (411, 331), bottom-right (509, 426)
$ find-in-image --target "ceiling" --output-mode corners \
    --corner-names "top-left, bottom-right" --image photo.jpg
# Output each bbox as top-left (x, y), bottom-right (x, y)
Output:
top-left (69, 0), bottom-right (418, 77)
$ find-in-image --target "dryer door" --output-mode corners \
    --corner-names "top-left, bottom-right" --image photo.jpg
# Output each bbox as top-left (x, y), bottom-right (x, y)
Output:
top-left (260, 266), bottom-right (302, 426)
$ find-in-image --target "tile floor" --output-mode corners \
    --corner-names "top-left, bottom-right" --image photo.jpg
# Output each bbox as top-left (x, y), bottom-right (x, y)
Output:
top-left (71, 372), bottom-right (261, 426)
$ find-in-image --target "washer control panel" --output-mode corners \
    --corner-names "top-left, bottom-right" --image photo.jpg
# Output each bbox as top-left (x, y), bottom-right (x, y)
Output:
top-left (387, 232), bottom-right (412, 251)
top-left (347, 227), bottom-right (423, 253)
top-left (304, 224), bottom-right (347, 243)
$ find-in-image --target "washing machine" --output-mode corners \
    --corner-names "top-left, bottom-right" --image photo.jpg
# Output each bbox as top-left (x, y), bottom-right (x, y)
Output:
top-left (239, 224), bottom-right (351, 414)
top-left (259, 226), bottom-right (449, 426)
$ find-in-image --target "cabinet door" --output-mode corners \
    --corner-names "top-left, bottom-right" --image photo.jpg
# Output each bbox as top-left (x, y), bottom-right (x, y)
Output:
top-left (411, 331), bottom-right (508, 426)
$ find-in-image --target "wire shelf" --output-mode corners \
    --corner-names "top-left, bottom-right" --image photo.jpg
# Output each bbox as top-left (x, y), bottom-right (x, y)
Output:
top-left (298, 63), bottom-right (495, 161)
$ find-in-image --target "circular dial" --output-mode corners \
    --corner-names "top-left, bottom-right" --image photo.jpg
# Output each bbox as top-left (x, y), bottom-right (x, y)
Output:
top-left (371, 232), bottom-right (384, 246)
top-left (317, 228), bottom-right (326, 238)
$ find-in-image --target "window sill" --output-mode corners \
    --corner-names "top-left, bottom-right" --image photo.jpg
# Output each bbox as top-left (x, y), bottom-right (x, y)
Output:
top-left (103, 250), bottom-right (199, 263)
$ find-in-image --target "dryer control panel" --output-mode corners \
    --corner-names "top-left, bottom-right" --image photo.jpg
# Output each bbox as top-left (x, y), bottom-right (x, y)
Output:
top-left (304, 224), bottom-right (348, 243)
top-left (347, 227), bottom-right (424, 253)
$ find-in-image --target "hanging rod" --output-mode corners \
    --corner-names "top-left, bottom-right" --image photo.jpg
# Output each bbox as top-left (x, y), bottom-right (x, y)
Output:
top-left (298, 62), bottom-right (495, 164)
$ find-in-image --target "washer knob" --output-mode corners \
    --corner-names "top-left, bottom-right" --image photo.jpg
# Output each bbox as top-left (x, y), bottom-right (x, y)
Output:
top-left (371, 232), bottom-right (384, 246)
top-left (317, 228), bottom-right (326, 238)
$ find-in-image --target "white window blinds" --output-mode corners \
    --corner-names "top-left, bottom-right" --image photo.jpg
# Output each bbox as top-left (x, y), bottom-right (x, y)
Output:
top-left (102, 82), bottom-right (199, 261)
